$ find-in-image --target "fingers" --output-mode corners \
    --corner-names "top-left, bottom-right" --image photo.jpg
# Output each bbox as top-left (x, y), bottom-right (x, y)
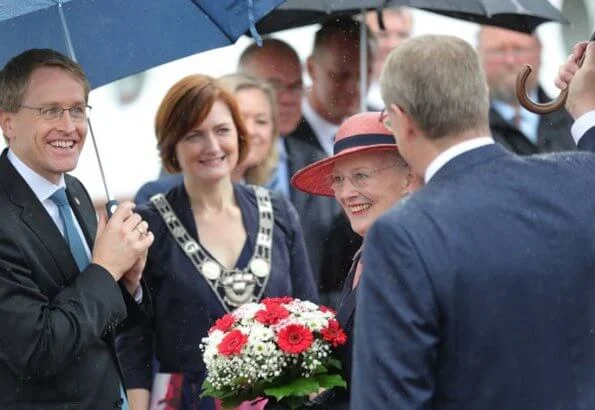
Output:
top-left (133, 221), bottom-right (149, 237)
top-left (555, 50), bottom-right (584, 90)
top-left (95, 211), bottom-right (107, 238)
top-left (584, 41), bottom-right (595, 67)
top-left (573, 41), bottom-right (589, 63)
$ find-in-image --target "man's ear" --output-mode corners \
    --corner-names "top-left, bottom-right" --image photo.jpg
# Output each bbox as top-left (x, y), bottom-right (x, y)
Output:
top-left (391, 103), bottom-right (424, 143)
top-left (0, 110), bottom-right (15, 143)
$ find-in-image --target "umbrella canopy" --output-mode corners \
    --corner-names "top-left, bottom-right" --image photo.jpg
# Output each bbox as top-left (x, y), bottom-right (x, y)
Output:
top-left (255, 0), bottom-right (567, 111)
top-left (386, 0), bottom-right (568, 34)
top-left (0, 0), bottom-right (285, 89)
top-left (257, 0), bottom-right (567, 35)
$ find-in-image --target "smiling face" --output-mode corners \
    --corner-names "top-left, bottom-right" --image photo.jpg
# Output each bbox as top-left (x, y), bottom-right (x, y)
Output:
top-left (175, 99), bottom-right (240, 183)
top-left (234, 87), bottom-right (275, 168)
top-left (331, 150), bottom-right (417, 236)
top-left (0, 67), bottom-right (88, 184)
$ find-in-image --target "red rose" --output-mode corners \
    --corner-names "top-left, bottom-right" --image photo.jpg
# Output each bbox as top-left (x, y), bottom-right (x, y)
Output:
top-left (209, 313), bottom-right (235, 333)
top-left (255, 304), bottom-right (290, 325)
top-left (320, 305), bottom-right (336, 315)
top-left (277, 324), bottom-right (313, 354)
top-left (321, 319), bottom-right (347, 347)
top-left (217, 330), bottom-right (248, 356)
top-left (262, 296), bottom-right (294, 306)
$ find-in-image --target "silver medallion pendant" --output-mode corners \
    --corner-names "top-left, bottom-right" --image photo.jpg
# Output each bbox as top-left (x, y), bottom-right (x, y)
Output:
top-left (249, 258), bottom-right (270, 278)
top-left (222, 269), bottom-right (256, 307)
top-left (201, 261), bottom-right (221, 280)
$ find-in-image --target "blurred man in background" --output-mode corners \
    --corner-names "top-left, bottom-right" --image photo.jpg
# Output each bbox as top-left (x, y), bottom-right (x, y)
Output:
top-left (366, 8), bottom-right (413, 110)
top-left (477, 26), bottom-right (575, 154)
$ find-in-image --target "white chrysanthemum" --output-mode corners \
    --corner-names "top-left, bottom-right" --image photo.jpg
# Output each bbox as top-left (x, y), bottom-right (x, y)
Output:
top-left (233, 302), bottom-right (263, 321)
top-left (207, 329), bottom-right (225, 344)
top-left (297, 311), bottom-right (329, 332)
top-left (247, 323), bottom-right (275, 344)
top-left (203, 344), bottom-right (219, 364)
top-left (249, 340), bottom-right (276, 357)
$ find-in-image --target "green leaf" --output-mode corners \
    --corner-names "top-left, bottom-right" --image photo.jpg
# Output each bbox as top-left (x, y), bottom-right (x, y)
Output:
top-left (264, 377), bottom-right (319, 401)
top-left (284, 395), bottom-right (309, 409)
top-left (326, 357), bottom-right (343, 370)
top-left (315, 373), bottom-right (347, 389)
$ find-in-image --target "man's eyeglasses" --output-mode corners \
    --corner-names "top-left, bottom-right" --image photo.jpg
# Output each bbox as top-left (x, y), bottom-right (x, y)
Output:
top-left (19, 104), bottom-right (92, 122)
top-left (481, 46), bottom-right (538, 61)
top-left (379, 109), bottom-right (392, 131)
top-left (328, 165), bottom-right (398, 191)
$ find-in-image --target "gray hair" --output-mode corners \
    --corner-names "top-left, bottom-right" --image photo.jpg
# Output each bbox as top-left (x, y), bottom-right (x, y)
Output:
top-left (380, 35), bottom-right (490, 140)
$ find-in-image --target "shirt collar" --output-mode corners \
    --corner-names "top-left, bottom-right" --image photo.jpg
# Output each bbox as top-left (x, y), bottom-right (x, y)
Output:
top-left (424, 137), bottom-right (494, 183)
top-left (301, 96), bottom-right (340, 156)
top-left (7, 149), bottom-right (65, 202)
top-left (571, 110), bottom-right (595, 145)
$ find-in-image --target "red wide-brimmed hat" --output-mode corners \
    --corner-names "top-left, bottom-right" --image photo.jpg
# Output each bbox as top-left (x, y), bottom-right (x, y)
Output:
top-left (291, 112), bottom-right (398, 197)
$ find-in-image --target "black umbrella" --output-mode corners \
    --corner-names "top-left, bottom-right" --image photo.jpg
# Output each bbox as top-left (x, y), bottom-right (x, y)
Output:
top-left (257, 0), bottom-right (568, 35)
top-left (256, 0), bottom-right (568, 112)
top-left (386, 0), bottom-right (569, 34)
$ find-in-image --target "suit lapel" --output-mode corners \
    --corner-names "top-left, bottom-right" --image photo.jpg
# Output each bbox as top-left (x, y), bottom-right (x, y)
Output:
top-left (335, 251), bottom-right (361, 328)
top-left (0, 152), bottom-right (80, 283)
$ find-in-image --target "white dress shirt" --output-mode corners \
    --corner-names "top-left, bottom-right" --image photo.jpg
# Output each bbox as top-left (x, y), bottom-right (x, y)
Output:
top-left (571, 110), bottom-right (595, 145)
top-left (7, 149), bottom-right (92, 258)
top-left (424, 137), bottom-right (495, 183)
top-left (301, 97), bottom-right (340, 156)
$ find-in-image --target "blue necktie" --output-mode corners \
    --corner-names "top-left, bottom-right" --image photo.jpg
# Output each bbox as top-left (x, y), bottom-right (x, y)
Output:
top-left (49, 188), bottom-right (129, 410)
top-left (49, 188), bottom-right (89, 271)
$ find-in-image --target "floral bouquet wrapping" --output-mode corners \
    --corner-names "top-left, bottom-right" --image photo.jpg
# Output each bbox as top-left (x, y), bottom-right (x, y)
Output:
top-left (200, 297), bottom-right (348, 409)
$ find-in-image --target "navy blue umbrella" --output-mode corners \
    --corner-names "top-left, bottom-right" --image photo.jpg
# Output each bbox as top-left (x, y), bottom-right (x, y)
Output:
top-left (0, 0), bottom-right (284, 89)
top-left (0, 0), bottom-right (284, 211)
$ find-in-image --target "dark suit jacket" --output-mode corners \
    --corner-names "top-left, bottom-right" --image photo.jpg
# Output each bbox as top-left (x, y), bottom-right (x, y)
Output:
top-left (117, 183), bottom-right (318, 408)
top-left (490, 87), bottom-right (576, 155)
top-left (352, 144), bottom-right (595, 410)
top-left (285, 123), bottom-right (343, 291)
top-left (0, 151), bottom-right (129, 409)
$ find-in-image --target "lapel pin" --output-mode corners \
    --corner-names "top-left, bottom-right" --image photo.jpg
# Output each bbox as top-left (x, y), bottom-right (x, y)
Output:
top-left (74, 197), bottom-right (80, 205)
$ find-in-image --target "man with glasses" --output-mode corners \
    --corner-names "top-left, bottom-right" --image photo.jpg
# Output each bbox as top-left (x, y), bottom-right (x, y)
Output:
top-left (0, 48), bottom-right (153, 408)
top-left (477, 26), bottom-right (575, 154)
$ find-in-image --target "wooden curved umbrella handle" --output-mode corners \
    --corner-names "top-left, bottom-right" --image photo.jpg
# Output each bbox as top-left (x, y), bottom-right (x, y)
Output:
top-left (516, 32), bottom-right (594, 114)
top-left (516, 64), bottom-right (568, 114)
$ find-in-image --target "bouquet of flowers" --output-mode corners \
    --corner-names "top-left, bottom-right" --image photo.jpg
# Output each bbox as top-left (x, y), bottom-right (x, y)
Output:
top-left (200, 297), bottom-right (348, 409)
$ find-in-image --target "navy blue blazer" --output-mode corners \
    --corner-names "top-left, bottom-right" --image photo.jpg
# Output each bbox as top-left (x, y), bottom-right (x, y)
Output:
top-left (352, 143), bottom-right (595, 410)
top-left (117, 183), bottom-right (318, 408)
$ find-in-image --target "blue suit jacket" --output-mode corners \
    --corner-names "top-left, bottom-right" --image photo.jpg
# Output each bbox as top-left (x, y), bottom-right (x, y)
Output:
top-left (351, 143), bottom-right (595, 410)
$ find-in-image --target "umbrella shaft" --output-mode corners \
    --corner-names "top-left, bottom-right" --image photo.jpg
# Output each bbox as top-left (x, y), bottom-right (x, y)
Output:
top-left (87, 119), bottom-right (114, 202)
top-left (57, 2), bottom-right (78, 62)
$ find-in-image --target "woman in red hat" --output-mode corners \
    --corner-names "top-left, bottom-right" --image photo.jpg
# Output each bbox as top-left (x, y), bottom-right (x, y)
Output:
top-left (291, 111), bottom-right (422, 409)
